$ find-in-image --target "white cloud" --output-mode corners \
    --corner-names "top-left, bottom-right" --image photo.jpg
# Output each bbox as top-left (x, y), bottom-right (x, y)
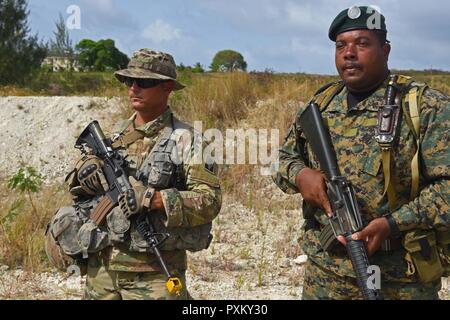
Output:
top-left (142, 20), bottom-right (181, 43)
top-left (285, 1), bottom-right (329, 31)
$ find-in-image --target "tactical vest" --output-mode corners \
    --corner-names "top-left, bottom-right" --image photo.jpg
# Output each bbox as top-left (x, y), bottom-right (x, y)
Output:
top-left (308, 75), bottom-right (450, 282)
top-left (105, 115), bottom-right (213, 253)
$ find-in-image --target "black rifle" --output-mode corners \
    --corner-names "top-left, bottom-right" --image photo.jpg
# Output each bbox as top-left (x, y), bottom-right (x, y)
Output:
top-left (299, 103), bottom-right (381, 300)
top-left (75, 120), bottom-right (182, 295)
top-left (75, 120), bottom-right (136, 225)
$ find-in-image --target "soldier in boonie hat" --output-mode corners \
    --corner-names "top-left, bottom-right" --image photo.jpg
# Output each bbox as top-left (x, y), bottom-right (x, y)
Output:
top-left (47, 47), bottom-right (222, 300)
top-left (115, 49), bottom-right (185, 90)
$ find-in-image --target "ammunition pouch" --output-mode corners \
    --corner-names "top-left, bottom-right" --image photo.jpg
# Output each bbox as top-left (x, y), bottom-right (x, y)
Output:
top-left (77, 220), bottom-right (111, 259)
top-left (47, 201), bottom-right (111, 260)
top-left (106, 207), bottom-right (131, 243)
top-left (402, 229), bottom-right (444, 283)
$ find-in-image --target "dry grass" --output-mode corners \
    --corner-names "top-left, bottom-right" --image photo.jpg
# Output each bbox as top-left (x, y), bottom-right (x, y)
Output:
top-left (167, 72), bottom-right (339, 204)
top-left (0, 180), bottom-right (71, 271)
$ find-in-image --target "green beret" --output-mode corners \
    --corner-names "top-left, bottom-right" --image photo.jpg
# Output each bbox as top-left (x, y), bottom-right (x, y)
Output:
top-left (328, 6), bottom-right (387, 41)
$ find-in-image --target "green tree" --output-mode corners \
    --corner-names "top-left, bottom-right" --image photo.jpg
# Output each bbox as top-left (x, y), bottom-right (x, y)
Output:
top-left (0, 0), bottom-right (47, 85)
top-left (210, 50), bottom-right (247, 72)
top-left (177, 62), bottom-right (187, 72)
top-left (75, 38), bottom-right (129, 71)
top-left (48, 13), bottom-right (74, 57)
top-left (192, 62), bottom-right (205, 73)
top-left (177, 62), bottom-right (205, 73)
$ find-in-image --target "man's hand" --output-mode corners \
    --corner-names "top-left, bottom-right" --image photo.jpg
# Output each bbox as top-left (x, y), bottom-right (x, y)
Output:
top-left (295, 168), bottom-right (333, 216)
top-left (76, 155), bottom-right (106, 195)
top-left (337, 217), bottom-right (391, 256)
top-left (118, 177), bottom-right (165, 218)
top-left (118, 177), bottom-right (147, 218)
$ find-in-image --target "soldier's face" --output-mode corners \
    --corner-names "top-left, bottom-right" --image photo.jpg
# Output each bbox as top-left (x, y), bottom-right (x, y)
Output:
top-left (128, 80), bottom-right (174, 112)
top-left (335, 29), bottom-right (390, 92)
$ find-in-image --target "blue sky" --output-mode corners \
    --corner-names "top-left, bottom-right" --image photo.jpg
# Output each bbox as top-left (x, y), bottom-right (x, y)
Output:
top-left (28, 0), bottom-right (450, 74)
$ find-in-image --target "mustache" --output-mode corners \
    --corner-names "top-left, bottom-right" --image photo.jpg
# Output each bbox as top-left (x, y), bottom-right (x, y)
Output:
top-left (342, 63), bottom-right (362, 70)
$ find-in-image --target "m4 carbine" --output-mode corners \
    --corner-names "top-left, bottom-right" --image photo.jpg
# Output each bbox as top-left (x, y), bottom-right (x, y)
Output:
top-left (75, 120), bottom-right (136, 225)
top-left (75, 120), bottom-right (182, 296)
top-left (299, 103), bottom-right (381, 300)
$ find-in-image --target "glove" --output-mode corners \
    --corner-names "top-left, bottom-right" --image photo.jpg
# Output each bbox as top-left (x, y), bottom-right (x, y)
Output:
top-left (118, 177), bottom-right (155, 218)
top-left (76, 155), bottom-right (107, 196)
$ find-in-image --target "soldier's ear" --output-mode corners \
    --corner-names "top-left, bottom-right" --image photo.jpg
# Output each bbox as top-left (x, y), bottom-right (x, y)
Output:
top-left (383, 43), bottom-right (391, 60)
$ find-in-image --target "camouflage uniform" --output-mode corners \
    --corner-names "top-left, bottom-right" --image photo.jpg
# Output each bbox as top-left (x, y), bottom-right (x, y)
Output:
top-left (82, 108), bottom-right (221, 300)
top-left (273, 77), bottom-right (450, 300)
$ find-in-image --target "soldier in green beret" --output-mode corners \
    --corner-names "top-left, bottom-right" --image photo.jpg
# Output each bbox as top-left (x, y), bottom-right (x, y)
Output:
top-left (46, 49), bottom-right (222, 300)
top-left (273, 6), bottom-right (450, 299)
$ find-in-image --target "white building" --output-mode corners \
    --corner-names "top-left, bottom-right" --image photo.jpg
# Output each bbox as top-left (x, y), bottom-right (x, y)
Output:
top-left (41, 56), bottom-right (81, 72)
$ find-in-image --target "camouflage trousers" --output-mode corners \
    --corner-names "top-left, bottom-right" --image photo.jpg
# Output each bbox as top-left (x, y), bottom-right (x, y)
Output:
top-left (83, 256), bottom-right (190, 300)
top-left (302, 259), bottom-right (441, 300)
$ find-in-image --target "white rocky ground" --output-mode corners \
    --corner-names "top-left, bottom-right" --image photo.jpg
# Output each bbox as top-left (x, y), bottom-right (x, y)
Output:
top-left (0, 97), bottom-right (448, 300)
top-left (0, 96), bottom-right (126, 183)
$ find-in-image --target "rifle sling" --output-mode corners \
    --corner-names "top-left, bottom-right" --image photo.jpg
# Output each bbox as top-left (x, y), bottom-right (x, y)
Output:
top-left (90, 196), bottom-right (115, 226)
top-left (112, 129), bottom-right (145, 149)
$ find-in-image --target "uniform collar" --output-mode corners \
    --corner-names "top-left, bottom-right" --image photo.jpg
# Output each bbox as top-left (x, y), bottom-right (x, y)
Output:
top-left (130, 107), bottom-right (172, 137)
top-left (326, 77), bottom-right (389, 113)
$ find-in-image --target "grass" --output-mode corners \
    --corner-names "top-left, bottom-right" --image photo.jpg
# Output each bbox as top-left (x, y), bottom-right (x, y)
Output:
top-left (0, 71), bottom-right (127, 97)
top-left (0, 180), bottom-right (71, 271)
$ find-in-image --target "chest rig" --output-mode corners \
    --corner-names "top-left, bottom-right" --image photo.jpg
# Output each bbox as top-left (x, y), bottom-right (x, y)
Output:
top-left (112, 114), bottom-right (184, 191)
top-left (137, 130), bottom-right (185, 191)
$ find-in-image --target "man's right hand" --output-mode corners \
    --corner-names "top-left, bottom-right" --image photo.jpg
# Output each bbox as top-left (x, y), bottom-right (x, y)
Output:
top-left (295, 168), bottom-right (333, 216)
top-left (76, 155), bottom-right (106, 195)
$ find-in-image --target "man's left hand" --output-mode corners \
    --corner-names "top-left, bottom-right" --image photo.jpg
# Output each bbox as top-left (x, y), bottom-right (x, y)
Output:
top-left (118, 177), bottom-right (147, 218)
top-left (118, 177), bottom-right (166, 218)
top-left (337, 217), bottom-right (391, 256)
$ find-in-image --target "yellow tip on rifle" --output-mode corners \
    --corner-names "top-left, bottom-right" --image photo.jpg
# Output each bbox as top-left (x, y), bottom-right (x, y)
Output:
top-left (166, 277), bottom-right (183, 295)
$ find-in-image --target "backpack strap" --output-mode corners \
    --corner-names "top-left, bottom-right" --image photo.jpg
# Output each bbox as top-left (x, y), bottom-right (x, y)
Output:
top-left (311, 81), bottom-right (345, 111)
top-left (401, 82), bottom-right (428, 199)
top-left (377, 75), bottom-right (406, 211)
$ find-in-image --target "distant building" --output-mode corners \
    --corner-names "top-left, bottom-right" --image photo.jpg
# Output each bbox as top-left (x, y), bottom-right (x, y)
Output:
top-left (41, 55), bottom-right (81, 72)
